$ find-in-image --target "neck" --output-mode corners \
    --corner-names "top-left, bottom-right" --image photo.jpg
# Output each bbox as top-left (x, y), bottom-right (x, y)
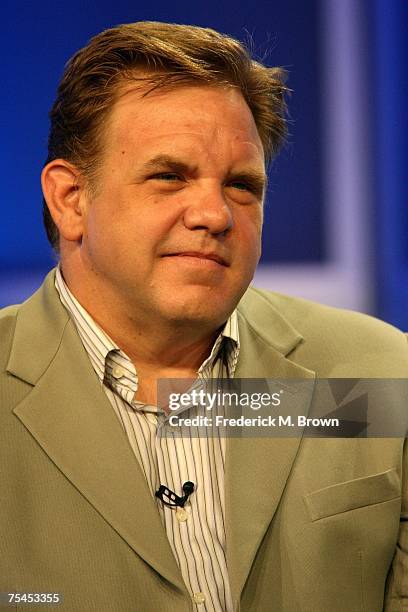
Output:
top-left (103, 318), bottom-right (220, 372)
top-left (60, 264), bottom-right (223, 374)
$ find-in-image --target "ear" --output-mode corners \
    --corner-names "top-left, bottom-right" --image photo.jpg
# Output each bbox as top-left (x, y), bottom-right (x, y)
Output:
top-left (41, 159), bottom-right (87, 243)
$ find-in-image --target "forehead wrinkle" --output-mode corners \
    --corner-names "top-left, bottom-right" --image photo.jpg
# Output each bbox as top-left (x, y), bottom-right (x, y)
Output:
top-left (111, 95), bottom-right (255, 142)
top-left (106, 85), bottom-right (264, 168)
top-left (115, 127), bottom-right (263, 167)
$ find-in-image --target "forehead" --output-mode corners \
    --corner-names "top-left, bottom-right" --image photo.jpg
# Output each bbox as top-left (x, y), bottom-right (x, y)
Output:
top-left (105, 82), bottom-right (264, 162)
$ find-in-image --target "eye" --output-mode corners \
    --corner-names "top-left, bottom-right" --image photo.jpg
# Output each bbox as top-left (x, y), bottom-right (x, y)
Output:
top-left (227, 180), bottom-right (264, 201)
top-left (152, 172), bottom-right (183, 182)
top-left (230, 181), bottom-right (252, 192)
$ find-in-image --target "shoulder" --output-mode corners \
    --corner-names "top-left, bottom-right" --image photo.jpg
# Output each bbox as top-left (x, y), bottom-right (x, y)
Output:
top-left (0, 303), bottom-right (20, 322)
top-left (241, 287), bottom-right (408, 376)
top-left (251, 287), bottom-right (403, 341)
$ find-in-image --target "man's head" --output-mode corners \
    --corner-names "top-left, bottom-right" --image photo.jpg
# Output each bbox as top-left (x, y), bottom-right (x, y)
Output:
top-left (43, 21), bottom-right (287, 251)
top-left (42, 22), bottom-right (288, 335)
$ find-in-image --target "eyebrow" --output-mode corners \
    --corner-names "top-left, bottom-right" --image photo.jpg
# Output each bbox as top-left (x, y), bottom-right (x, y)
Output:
top-left (142, 155), bottom-right (196, 176)
top-left (228, 170), bottom-right (268, 197)
top-left (141, 154), bottom-right (268, 195)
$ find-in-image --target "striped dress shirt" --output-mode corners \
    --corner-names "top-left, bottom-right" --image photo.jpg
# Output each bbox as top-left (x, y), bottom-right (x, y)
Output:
top-left (55, 267), bottom-right (239, 612)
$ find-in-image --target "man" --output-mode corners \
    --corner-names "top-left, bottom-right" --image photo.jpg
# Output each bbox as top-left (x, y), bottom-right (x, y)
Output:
top-left (0, 21), bottom-right (407, 612)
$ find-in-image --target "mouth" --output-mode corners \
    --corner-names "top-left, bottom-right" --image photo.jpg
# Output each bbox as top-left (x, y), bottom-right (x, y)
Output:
top-left (162, 252), bottom-right (229, 267)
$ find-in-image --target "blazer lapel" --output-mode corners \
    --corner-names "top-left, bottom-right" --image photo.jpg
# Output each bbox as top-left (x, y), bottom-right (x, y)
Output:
top-left (226, 290), bottom-right (316, 607)
top-left (7, 272), bottom-right (185, 594)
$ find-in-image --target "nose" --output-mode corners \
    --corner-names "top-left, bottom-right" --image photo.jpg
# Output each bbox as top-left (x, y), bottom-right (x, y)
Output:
top-left (183, 185), bottom-right (233, 235)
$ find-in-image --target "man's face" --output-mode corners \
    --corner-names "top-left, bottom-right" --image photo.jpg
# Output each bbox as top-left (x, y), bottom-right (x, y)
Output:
top-left (79, 83), bottom-right (266, 329)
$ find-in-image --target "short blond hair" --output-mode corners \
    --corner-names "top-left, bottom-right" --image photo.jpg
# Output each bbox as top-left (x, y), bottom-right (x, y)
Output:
top-left (43, 21), bottom-right (288, 250)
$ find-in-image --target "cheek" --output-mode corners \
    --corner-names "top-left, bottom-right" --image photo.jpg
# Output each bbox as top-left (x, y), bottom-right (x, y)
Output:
top-left (84, 198), bottom-right (178, 269)
top-left (82, 201), bottom-right (132, 269)
top-left (236, 210), bottom-right (263, 261)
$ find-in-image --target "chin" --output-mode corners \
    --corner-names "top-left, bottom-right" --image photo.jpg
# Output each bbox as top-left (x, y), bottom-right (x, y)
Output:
top-left (160, 298), bottom-right (234, 328)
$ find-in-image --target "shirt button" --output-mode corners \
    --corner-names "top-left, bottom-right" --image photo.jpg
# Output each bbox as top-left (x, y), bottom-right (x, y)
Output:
top-left (176, 507), bottom-right (188, 522)
top-left (193, 592), bottom-right (205, 604)
top-left (112, 366), bottom-right (125, 379)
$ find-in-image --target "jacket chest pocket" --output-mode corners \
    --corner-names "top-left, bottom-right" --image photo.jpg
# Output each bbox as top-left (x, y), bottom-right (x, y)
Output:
top-left (304, 468), bottom-right (400, 521)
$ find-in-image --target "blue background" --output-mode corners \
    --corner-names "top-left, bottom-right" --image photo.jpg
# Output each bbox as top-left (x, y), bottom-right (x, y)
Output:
top-left (1, 0), bottom-right (407, 327)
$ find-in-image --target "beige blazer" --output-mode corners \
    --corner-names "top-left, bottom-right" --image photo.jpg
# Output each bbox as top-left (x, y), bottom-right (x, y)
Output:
top-left (1, 270), bottom-right (407, 611)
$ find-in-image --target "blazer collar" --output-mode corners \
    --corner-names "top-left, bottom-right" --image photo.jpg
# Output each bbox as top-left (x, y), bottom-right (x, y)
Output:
top-left (7, 270), bottom-right (70, 385)
top-left (7, 271), bottom-right (315, 609)
top-left (236, 286), bottom-right (304, 358)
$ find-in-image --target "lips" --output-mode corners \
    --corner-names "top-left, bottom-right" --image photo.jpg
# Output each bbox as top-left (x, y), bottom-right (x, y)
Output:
top-left (162, 252), bottom-right (229, 266)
